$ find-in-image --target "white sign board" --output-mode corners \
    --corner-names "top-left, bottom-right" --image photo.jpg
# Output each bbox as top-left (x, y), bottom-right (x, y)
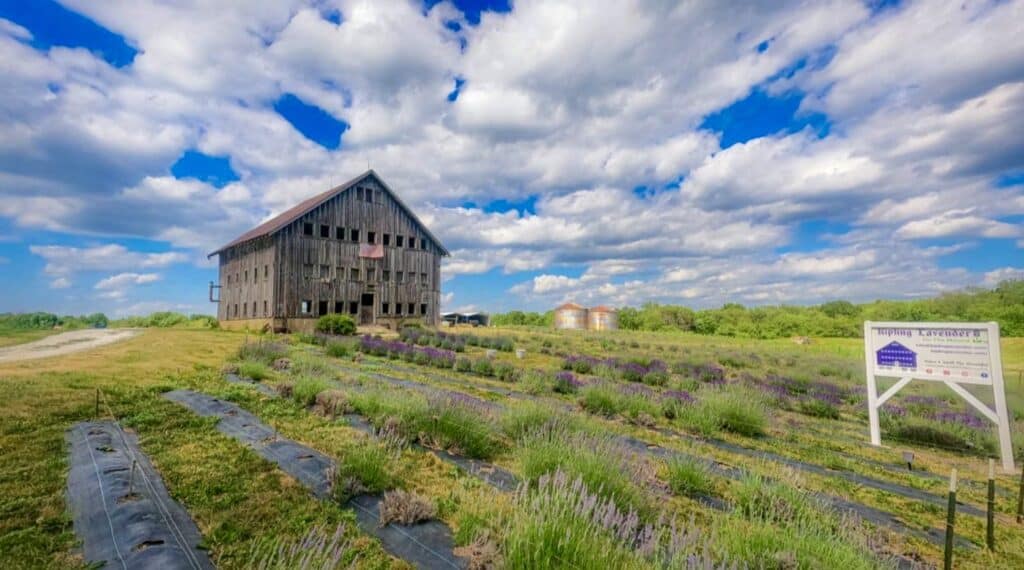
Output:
top-left (863, 321), bottom-right (1014, 472)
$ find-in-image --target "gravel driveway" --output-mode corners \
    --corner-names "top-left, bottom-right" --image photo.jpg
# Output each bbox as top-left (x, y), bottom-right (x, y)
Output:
top-left (0, 329), bottom-right (140, 363)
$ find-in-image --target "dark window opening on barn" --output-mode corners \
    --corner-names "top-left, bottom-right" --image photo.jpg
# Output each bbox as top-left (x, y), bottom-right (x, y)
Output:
top-left (396, 271), bottom-right (403, 284)
top-left (336, 226), bottom-right (345, 239)
top-left (383, 233), bottom-right (390, 246)
top-left (350, 268), bottom-right (360, 280)
top-left (263, 301), bottom-right (268, 316)
top-left (318, 300), bottom-right (328, 315)
top-left (356, 187), bottom-right (364, 201)
top-left (334, 301), bottom-right (343, 313)
top-left (420, 303), bottom-right (427, 315)
top-left (367, 231), bottom-right (376, 244)
top-left (349, 301), bottom-right (358, 314)
top-left (336, 266), bottom-right (344, 279)
top-left (396, 235), bottom-right (404, 247)
top-left (264, 265), bottom-right (269, 279)
top-left (234, 304), bottom-right (238, 318)
top-left (227, 274), bottom-right (231, 285)
top-left (303, 263), bottom-right (314, 278)
top-left (420, 272), bottom-right (428, 285)
top-left (395, 303), bottom-right (403, 315)
top-left (408, 303), bottom-right (415, 315)
top-left (408, 237), bottom-right (416, 249)
top-left (253, 302), bottom-right (257, 316)
top-left (301, 300), bottom-right (311, 314)
top-left (383, 270), bottom-right (390, 282)
top-left (303, 222), bottom-right (313, 236)
top-left (350, 228), bottom-right (359, 242)
top-left (367, 268), bottom-right (376, 281)
top-left (243, 303), bottom-right (247, 317)
top-left (420, 240), bottom-right (426, 250)
top-left (382, 302), bottom-right (390, 314)
top-left (319, 224), bottom-right (329, 238)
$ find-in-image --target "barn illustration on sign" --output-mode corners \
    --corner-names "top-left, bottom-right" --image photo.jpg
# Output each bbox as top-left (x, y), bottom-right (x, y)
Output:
top-left (876, 341), bottom-right (917, 368)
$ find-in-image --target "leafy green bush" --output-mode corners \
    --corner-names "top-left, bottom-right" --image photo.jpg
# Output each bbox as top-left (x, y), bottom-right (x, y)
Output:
top-left (701, 388), bottom-right (767, 437)
top-left (666, 455), bottom-right (714, 497)
top-left (316, 314), bottom-right (357, 336)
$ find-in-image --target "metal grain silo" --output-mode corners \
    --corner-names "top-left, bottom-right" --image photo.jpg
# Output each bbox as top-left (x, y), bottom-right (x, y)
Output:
top-left (553, 302), bottom-right (588, 330)
top-left (587, 306), bottom-right (618, 331)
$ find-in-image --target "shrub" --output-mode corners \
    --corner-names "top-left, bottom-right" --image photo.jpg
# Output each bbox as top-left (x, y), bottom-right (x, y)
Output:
top-left (237, 340), bottom-right (288, 364)
top-left (379, 490), bottom-right (436, 526)
top-left (494, 362), bottom-right (519, 382)
top-left (248, 524), bottom-right (354, 569)
top-left (238, 361), bottom-right (272, 381)
top-left (521, 371), bottom-right (553, 395)
top-left (325, 341), bottom-right (350, 358)
top-left (316, 314), bottom-right (357, 336)
top-left (798, 397), bottom-right (841, 419)
top-left (578, 383), bottom-right (623, 417)
top-left (454, 357), bottom-right (473, 373)
top-left (666, 455), bottom-right (714, 497)
top-left (418, 394), bottom-right (504, 460)
top-left (292, 376), bottom-right (331, 407)
top-left (471, 359), bottom-right (494, 377)
top-left (701, 388), bottom-right (768, 437)
top-left (501, 402), bottom-right (561, 442)
top-left (333, 440), bottom-right (400, 500)
top-left (552, 371), bottom-right (582, 394)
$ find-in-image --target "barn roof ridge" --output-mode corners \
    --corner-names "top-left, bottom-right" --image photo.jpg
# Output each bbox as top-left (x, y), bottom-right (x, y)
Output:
top-left (208, 169), bottom-right (449, 257)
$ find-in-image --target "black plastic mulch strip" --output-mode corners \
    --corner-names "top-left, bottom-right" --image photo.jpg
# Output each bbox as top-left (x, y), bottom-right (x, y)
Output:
top-left (66, 421), bottom-right (214, 570)
top-left (224, 372), bottom-right (278, 397)
top-left (163, 389), bottom-right (467, 569)
top-left (344, 358), bottom-right (987, 518)
top-left (332, 359), bottom-right (977, 548)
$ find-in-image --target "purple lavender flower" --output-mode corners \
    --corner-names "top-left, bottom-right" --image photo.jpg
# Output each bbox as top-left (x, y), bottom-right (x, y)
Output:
top-left (660, 390), bottom-right (695, 405)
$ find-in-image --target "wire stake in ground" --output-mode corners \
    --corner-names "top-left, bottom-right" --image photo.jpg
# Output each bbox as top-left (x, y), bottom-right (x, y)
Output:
top-left (944, 468), bottom-right (957, 570)
top-left (129, 460), bottom-right (137, 497)
top-left (987, 459), bottom-right (996, 550)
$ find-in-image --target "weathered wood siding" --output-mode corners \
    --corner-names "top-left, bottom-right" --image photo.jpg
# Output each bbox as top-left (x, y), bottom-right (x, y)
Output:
top-left (271, 176), bottom-right (442, 327)
top-left (217, 237), bottom-right (276, 322)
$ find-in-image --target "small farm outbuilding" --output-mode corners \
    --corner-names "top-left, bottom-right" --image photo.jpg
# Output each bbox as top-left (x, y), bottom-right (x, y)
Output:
top-left (209, 170), bottom-right (448, 332)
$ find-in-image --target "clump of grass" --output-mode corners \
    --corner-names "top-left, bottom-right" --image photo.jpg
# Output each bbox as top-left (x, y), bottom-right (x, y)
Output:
top-left (313, 390), bottom-right (350, 418)
top-left (378, 490), bottom-right (437, 526)
top-left (578, 382), bottom-right (621, 416)
top-left (494, 362), bottom-right (519, 382)
top-left (289, 354), bottom-right (334, 378)
top-left (520, 370), bottom-right (553, 395)
top-left (292, 375), bottom-right (331, 406)
top-left (237, 340), bottom-right (288, 364)
top-left (700, 387), bottom-right (768, 437)
top-left (325, 341), bottom-right (351, 358)
top-left (665, 455), bottom-right (714, 497)
top-left (517, 424), bottom-right (650, 515)
top-left (471, 358), bottom-right (494, 377)
top-left (238, 360), bottom-right (272, 381)
top-left (333, 426), bottom-right (406, 500)
top-left (418, 393), bottom-right (505, 460)
top-left (501, 401), bottom-right (563, 442)
top-left (248, 524), bottom-right (355, 569)
top-left (798, 397), bottom-right (841, 419)
top-left (883, 416), bottom-right (996, 455)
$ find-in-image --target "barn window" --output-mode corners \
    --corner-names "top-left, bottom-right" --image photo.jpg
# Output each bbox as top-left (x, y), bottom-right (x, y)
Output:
top-left (303, 263), bottom-right (314, 278)
top-left (383, 270), bottom-right (390, 282)
top-left (382, 302), bottom-right (390, 314)
top-left (396, 271), bottom-right (403, 284)
top-left (318, 300), bottom-right (328, 316)
top-left (244, 270), bottom-right (248, 282)
top-left (319, 265), bottom-right (329, 279)
top-left (395, 303), bottom-right (403, 315)
top-left (334, 301), bottom-right (343, 313)
top-left (396, 235), bottom-right (404, 247)
top-left (420, 272), bottom-right (428, 285)
top-left (303, 223), bottom-right (313, 236)
top-left (349, 301), bottom-right (358, 314)
top-left (227, 274), bottom-right (231, 285)
top-left (243, 303), bottom-right (247, 317)
top-left (234, 304), bottom-right (238, 318)
top-left (350, 228), bottom-right (359, 242)
top-left (252, 302), bottom-right (257, 316)
top-left (383, 233), bottom-right (391, 246)
top-left (367, 268), bottom-right (376, 281)
top-left (356, 187), bottom-right (364, 201)
top-left (420, 303), bottom-right (427, 315)
top-left (350, 268), bottom-right (360, 280)
top-left (408, 237), bottom-right (416, 249)
top-left (408, 303), bottom-right (415, 315)
top-left (264, 265), bottom-right (269, 279)
top-left (320, 224), bottom-right (330, 238)
top-left (336, 226), bottom-right (345, 239)
top-left (367, 231), bottom-right (376, 244)
top-left (263, 301), bottom-right (268, 316)
top-left (337, 266), bottom-right (345, 279)
top-left (420, 240), bottom-right (427, 250)
top-left (300, 300), bottom-right (311, 314)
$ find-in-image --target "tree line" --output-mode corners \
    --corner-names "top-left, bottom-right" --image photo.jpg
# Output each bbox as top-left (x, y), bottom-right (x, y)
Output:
top-left (489, 279), bottom-right (1024, 338)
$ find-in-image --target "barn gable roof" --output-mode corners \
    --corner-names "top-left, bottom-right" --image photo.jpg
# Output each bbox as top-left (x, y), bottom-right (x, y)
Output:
top-left (209, 170), bottom-right (449, 257)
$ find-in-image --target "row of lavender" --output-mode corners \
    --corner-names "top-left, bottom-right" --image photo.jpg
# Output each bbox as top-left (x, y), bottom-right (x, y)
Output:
top-left (398, 328), bottom-right (514, 353)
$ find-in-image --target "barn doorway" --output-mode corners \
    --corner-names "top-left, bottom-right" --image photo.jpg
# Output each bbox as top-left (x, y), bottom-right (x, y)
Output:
top-left (359, 293), bottom-right (375, 326)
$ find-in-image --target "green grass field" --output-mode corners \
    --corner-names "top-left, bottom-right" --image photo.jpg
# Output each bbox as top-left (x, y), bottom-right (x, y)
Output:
top-left (1, 326), bottom-right (1022, 569)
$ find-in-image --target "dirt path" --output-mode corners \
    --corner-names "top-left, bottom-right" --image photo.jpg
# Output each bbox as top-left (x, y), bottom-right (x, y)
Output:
top-left (0, 329), bottom-right (139, 363)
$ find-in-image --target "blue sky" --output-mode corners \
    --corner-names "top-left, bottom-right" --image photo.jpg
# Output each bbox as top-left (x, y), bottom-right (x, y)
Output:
top-left (0, 0), bottom-right (1021, 317)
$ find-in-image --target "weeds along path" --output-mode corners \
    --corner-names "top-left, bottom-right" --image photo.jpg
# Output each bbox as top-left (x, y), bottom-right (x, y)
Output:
top-left (66, 421), bottom-right (214, 570)
top-left (328, 358), bottom-right (975, 548)
top-left (163, 389), bottom-right (468, 569)
top-left (344, 357), bottom-right (988, 518)
top-left (226, 373), bottom-right (521, 493)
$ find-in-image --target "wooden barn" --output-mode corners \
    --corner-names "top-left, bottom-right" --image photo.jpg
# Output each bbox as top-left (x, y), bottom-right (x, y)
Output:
top-left (208, 170), bottom-right (448, 332)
